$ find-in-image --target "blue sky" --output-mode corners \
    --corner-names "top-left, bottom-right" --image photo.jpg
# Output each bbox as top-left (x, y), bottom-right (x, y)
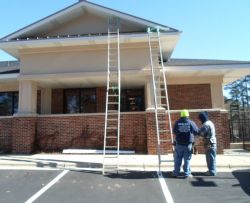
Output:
top-left (0, 0), bottom-right (249, 62)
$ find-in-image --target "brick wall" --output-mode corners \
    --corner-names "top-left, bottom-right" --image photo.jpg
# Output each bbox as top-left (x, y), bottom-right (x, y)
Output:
top-left (0, 118), bottom-right (12, 153)
top-left (35, 113), bottom-right (147, 153)
top-left (12, 117), bottom-right (36, 153)
top-left (168, 84), bottom-right (212, 109)
top-left (146, 110), bottom-right (230, 154)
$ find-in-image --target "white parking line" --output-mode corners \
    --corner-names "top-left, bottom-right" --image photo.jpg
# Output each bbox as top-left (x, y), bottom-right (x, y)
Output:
top-left (157, 171), bottom-right (174, 203)
top-left (24, 170), bottom-right (69, 203)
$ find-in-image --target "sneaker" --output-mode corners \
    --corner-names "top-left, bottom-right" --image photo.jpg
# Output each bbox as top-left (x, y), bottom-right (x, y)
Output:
top-left (204, 171), bottom-right (216, 176)
top-left (184, 174), bottom-right (193, 179)
top-left (171, 172), bottom-right (179, 178)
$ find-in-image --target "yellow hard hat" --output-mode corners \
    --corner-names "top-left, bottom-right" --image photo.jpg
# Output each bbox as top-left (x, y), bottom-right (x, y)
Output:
top-left (181, 109), bottom-right (189, 117)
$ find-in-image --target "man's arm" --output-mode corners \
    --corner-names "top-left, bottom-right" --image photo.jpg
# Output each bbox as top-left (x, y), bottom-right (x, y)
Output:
top-left (190, 121), bottom-right (199, 136)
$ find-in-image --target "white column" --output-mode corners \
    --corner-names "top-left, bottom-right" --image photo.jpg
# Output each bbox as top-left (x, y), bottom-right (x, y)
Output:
top-left (17, 80), bottom-right (37, 115)
top-left (211, 82), bottom-right (224, 109)
top-left (41, 88), bottom-right (52, 114)
top-left (145, 77), bottom-right (154, 110)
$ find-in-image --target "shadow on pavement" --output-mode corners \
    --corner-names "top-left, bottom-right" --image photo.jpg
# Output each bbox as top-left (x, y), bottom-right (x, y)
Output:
top-left (190, 177), bottom-right (217, 187)
top-left (103, 171), bottom-right (157, 179)
top-left (0, 156), bottom-right (102, 169)
top-left (232, 169), bottom-right (250, 196)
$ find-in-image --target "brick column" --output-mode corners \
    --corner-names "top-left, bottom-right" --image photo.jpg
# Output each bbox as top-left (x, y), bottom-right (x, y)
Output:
top-left (146, 110), bottom-right (157, 154)
top-left (12, 117), bottom-right (36, 154)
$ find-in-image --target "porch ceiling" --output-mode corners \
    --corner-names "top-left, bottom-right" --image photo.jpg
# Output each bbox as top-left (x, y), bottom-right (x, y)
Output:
top-left (18, 71), bottom-right (148, 89)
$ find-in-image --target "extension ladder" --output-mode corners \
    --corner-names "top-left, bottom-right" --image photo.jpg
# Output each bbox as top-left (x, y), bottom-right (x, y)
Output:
top-left (148, 27), bottom-right (174, 172)
top-left (103, 17), bottom-right (121, 175)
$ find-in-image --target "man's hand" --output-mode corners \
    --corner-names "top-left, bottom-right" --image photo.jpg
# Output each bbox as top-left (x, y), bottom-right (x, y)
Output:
top-left (193, 146), bottom-right (198, 155)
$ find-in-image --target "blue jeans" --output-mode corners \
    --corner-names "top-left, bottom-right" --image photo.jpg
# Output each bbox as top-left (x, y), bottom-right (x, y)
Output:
top-left (205, 143), bottom-right (217, 175)
top-left (173, 143), bottom-right (193, 176)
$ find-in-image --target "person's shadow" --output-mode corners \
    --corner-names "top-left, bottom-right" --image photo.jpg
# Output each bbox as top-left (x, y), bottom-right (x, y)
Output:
top-left (232, 169), bottom-right (250, 196)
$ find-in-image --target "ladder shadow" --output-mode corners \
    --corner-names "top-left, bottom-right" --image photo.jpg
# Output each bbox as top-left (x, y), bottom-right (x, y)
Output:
top-left (102, 170), bottom-right (158, 179)
top-left (68, 169), bottom-right (159, 179)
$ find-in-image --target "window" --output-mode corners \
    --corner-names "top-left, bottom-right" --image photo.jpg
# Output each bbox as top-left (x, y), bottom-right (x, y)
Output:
top-left (121, 89), bottom-right (144, 112)
top-left (0, 92), bottom-right (18, 116)
top-left (64, 88), bottom-right (96, 114)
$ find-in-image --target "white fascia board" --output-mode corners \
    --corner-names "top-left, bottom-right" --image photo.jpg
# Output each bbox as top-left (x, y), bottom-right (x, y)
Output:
top-left (17, 69), bottom-right (149, 81)
top-left (0, 32), bottom-right (179, 58)
top-left (0, 73), bottom-right (19, 80)
top-left (164, 64), bottom-right (250, 72)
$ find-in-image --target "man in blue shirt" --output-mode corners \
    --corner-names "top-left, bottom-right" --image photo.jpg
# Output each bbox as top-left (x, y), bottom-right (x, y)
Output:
top-left (173, 109), bottom-right (199, 178)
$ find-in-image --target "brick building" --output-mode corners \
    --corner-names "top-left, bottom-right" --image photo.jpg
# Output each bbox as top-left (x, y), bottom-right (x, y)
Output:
top-left (0, 1), bottom-right (250, 154)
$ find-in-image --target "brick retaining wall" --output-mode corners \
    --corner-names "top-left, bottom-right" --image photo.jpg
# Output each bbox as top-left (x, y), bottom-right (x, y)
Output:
top-left (146, 110), bottom-right (230, 154)
top-left (35, 113), bottom-right (147, 153)
top-left (0, 110), bottom-right (229, 154)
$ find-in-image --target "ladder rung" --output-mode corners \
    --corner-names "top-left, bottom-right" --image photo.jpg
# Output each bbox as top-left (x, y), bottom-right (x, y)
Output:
top-left (106, 136), bottom-right (117, 139)
top-left (160, 139), bottom-right (171, 142)
top-left (159, 129), bottom-right (170, 133)
top-left (105, 146), bottom-right (118, 149)
top-left (157, 88), bottom-right (165, 91)
top-left (108, 102), bottom-right (119, 105)
top-left (160, 160), bottom-right (170, 163)
top-left (157, 112), bottom-right (166, 115)
top-left (107, 110), bottom-right (118, 112)
top-left (108, 86), bottom-right (119, 89)
top-left (160, 139), bottom-right (172, 142)
top-left (104, 155), bottom-right (118, 158)
top-left (103, 166), bottom-right (118, 170)
top-left (106, 127), bottom-right (118, 130)
top-left (107, 118), bottom-right (118, 121)
top-left (108, 94), bottom-right (119, 97)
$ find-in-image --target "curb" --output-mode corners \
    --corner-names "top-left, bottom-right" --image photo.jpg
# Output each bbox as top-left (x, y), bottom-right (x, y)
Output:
top-left (0, 161), bottom-right (249, 170)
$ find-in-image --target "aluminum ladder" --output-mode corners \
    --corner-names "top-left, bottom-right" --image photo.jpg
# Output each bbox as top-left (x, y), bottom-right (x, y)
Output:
top-left (103, 17), bottom-right (121, 175)
top-left (147, 27), bottom-right (174, 172)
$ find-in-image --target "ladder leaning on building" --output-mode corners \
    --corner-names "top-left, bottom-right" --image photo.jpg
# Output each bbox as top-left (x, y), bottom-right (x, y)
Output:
top-left (148, 27), bottom-right (174, 172)
top-left (103, 17), bottom-right (121, 175)
top-left (103, 22), bottom-right (174, 174)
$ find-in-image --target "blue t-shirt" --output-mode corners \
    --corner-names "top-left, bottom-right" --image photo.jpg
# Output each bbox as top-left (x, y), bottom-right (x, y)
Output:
top-left (174, 117), bottom-right (199, 144)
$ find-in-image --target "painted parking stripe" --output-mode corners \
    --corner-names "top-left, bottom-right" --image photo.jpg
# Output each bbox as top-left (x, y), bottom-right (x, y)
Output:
top-left (157, 171), bottom-right (174, 203)
top-left (24, 170), bottom-right (69, 203)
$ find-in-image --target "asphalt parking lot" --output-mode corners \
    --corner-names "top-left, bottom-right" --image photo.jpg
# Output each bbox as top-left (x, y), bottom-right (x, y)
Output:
top-left (0, 169), bottom-right (249, 203)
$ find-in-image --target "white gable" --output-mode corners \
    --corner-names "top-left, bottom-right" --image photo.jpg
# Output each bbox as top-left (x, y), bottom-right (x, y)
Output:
top-left (1, 1), bottom-right (179, 41)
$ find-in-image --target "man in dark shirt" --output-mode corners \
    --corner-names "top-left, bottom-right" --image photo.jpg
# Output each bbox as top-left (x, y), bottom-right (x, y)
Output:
top-left (198, 111), bottom-right (217, 176)
top-left (173, 109), bottom-right (199, 178)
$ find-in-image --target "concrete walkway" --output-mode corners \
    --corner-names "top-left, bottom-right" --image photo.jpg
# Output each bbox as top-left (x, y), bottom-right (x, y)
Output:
top-left (0, 149), bottom-right (249, 171)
